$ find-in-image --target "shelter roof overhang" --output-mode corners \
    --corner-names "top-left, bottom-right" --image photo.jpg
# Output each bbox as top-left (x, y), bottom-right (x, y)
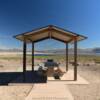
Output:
top-left (14, 25), bottom-right (87, 43)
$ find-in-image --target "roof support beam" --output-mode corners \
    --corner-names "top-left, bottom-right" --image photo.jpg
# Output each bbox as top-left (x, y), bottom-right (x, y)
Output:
top-left (24, 29), bottom-right (49, 37)
top-left (52, 28), bottom-right (75, 38)
top-left (26, 37), bottom-right (33, 42)
top-left (51, 36), bottom-right (67, 43)
top-left (33, 36), bottom-right (49, 43)
top-left (67, 38), bottom-right (73, 43)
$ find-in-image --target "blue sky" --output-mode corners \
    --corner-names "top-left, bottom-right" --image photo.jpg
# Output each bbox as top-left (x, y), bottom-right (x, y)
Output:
top-left (0, 0), bottom-right (100, 50)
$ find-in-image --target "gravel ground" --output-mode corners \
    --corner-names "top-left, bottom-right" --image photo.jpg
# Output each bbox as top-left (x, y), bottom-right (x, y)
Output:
top-left (68, 64), bottom-right (100, 100)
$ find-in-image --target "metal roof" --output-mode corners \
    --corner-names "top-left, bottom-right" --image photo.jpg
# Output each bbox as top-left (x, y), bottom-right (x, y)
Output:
top-left (14, 25), bottom-right (87, 43)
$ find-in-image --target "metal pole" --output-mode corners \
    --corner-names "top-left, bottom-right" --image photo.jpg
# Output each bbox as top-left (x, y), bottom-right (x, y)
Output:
top-left (74, 40), bottom-right (77, 81)
top-left (66, 43), bottom-right (68, 71)
top-left (23, 41), bottom-right (27, 82)
top-left (32, 42), bottom-right (34, 71)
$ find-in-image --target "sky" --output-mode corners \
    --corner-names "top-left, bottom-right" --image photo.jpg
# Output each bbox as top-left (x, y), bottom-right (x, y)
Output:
top-left (0, 0), bottom-right (100, 50)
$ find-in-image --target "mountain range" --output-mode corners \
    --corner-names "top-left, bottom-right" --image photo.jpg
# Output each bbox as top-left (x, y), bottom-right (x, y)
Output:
top-left (0, 48), bottom-right (100, 55)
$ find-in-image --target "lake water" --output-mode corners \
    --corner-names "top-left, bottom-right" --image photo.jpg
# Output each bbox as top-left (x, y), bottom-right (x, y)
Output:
top-left (34, 53), bottom-right (100, 56)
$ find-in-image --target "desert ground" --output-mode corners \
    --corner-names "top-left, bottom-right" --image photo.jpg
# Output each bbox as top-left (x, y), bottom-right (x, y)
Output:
top-left (0, 52), bottom-right (100, 100)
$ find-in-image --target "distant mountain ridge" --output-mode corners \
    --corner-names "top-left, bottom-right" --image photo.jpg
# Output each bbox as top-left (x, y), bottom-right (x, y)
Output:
top-left (0, 48), bottom-right (23, 52)
top-left (0, 48), bottom-right (100, 55)
top-left (36, 48), bottom-right (94, 55)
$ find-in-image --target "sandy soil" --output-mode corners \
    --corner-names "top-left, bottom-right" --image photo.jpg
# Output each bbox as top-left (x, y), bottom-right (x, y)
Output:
top-left (0, 85), bottom-right (33, 100)
top-left (0, 54), bottom-right (100, 100)
top-left (0, 59), bottom-right (22, 72)
top-left (68, 65), bottom-right (100, 100)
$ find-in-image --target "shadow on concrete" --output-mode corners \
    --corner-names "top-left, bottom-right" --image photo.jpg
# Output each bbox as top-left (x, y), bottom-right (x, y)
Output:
top-left (0, 71), bottom-right (47, 85)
